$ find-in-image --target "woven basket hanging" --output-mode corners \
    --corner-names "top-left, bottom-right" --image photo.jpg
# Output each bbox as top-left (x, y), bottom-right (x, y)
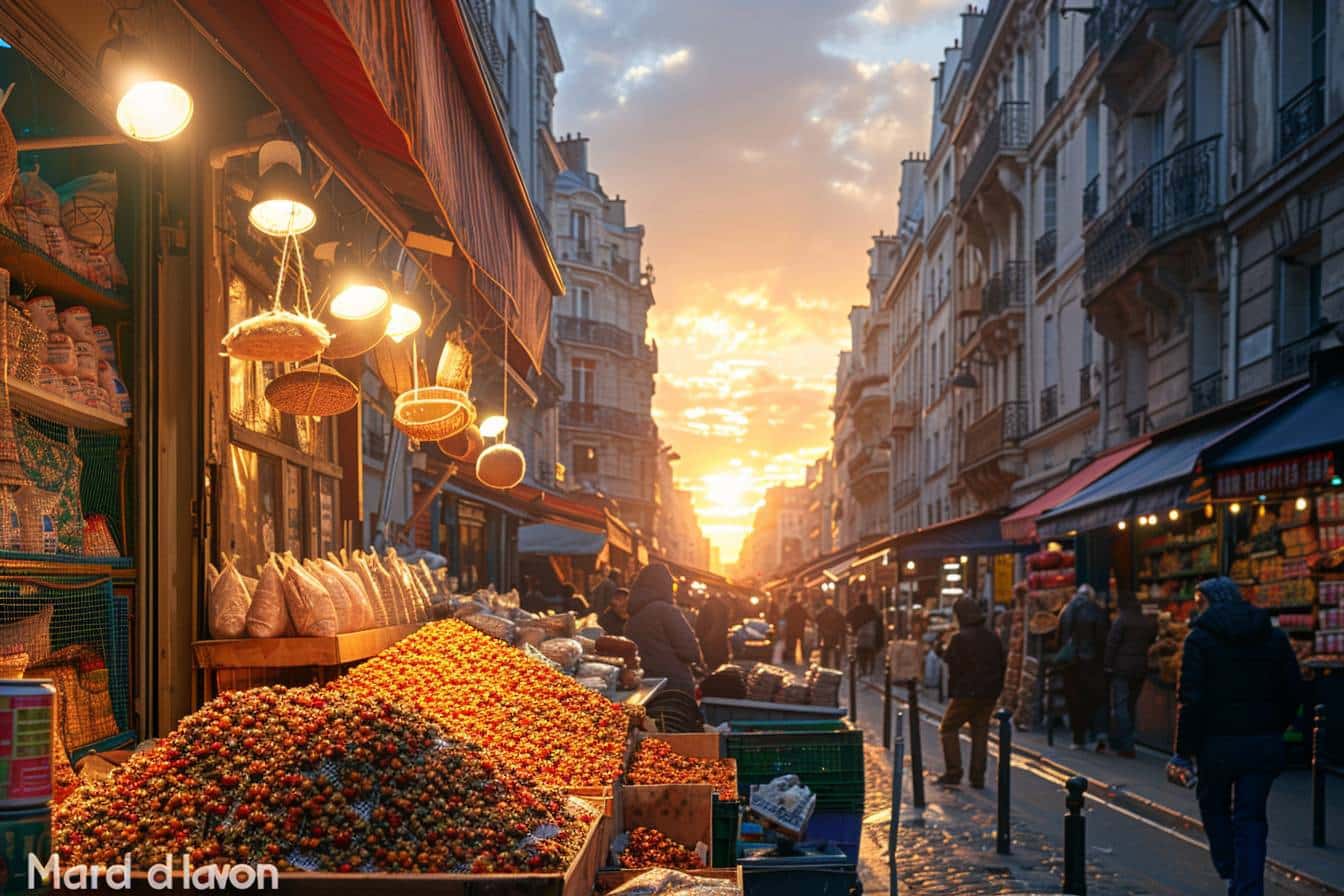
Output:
top-left (435, 331), bottom-right (472, 390)
top-left (265, 361), bottom-right (360, 417)
top-left (222, 231), bottom-right (330, 362)
top-left (371, 336), bottom-right (419, 396)
top-left (0, 85), bottom-right (16, 206)
top-left (393, 340), bottom-right (474, 440)
top-left (438, 423), bottom-right (483, 462)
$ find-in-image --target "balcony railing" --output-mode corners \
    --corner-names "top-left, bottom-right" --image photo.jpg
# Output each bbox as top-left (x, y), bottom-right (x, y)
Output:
top-left (964, 401), bottom-right (1029, 468)
top-left (1035, 228), bottom-right (1057, 274)
top-left (1083, 175), bottom-right (1100, 223)
top-left (1084, 135), bottom-right (1221, 296)
top-left (1079, 365), bottom-right (1095, 403)
top-left (553, 315), bottom-right (637, 355)
top-left (1275, 334), bottom-right (1319, 381)
top-left (460, 0), bottom-right (507, 99)
top-left (1098, 0), bottom-right (1178, 59)
top-left (1280, 79), bottom-right (1325, 157)
top-left (982, 261), bottom-right (1028, 319)
top-left (1190, 371), bottom-right (1224, 414)
top-left (960, 101), bottom-right (1031, 207)
top-left (1044, 68), bottom-right (1060, 115)
top-left (1039, 385), bottom-right (1059, 427)
top-left (1126, 406), bottom-right (1149, 440)
top-left (560, 402), bottom-right (655, 439)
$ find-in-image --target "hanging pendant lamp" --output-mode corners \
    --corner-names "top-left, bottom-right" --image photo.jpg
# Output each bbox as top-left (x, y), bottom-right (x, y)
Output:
top-left (98, 14), bottom-right (193, 143)
top-left (476, 317), bottom-right (525, 490)
top-left (248, 140), bottom-right (316, 237)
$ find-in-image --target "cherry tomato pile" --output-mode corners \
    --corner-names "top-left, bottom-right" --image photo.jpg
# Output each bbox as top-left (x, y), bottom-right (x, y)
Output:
top-left (627, 738), bottom-right (736, 800)
top-left (336, 619), bottom-right (629, 787)
top-left (53, 687), bottom-right (592, 874)
top-left (619, 827), bottom-right (704, 870)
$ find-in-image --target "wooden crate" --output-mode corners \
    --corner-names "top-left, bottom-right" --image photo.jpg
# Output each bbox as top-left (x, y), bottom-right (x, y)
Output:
top-left (111, 813), bottom-right (608, 895)
top-left (595, 866), bottom-right (742, 892)
top-left (621, 732), bottom-right (735, 865)
top-left (562, 728), bottom-right (638, 819)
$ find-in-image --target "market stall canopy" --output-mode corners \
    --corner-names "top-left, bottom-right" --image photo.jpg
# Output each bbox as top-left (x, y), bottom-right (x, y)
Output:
top-left (1037, 419), bottom-right (1246, 538)
top-left (890, 510), bottom-right (1027, 561)
top-left (1196, 349), bottom-right (1344, 498)
top-left (178, 0), bottom-right (562, 373)
top-left (1000, 438), bottom-right (1151, 543)
top-left (518, 523), bottom-right (606, 557)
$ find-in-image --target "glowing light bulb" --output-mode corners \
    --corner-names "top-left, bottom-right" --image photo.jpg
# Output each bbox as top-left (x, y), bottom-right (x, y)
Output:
top-left (1168, 509), bottom-right (1180, 522)
top-left (385, 303), bottom-right (422, 342)
top-left (1118, 520), bottom-right (1127, 530)
top-left (1230, 502), bottom-right (1242, 515)
top-left (116, 80), bottom-right (193, 142)
top-left (1296, 497), bottom-right (1308, 512)
top-left (479, 415), bottom-right (508, 439)
top-left (330, 283), bottom-right (389, 321)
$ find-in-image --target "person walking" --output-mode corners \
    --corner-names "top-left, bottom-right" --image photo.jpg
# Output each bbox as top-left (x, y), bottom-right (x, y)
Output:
top-left (624, 563), bottom-right (704, 695)
top-left (1057, 584), bottom-right (1110, 750)
top-left (695, 590), bottom-right (731, 670)
top-left (936, 596), bottom-right (1006, 788)
top-left (846, 592), bottom-right (883, 676)
top-left (598, 587), bottom-right (630, 636)
top-left (589, 565), bottom-right (617, 617)
top-left (1172, 577), bottom-right (1302, 896)
top-left (781, 593), bottom-right (810, 666)
top-left (814, 597), bottom-right (847, 669)
top-left (1105, 591), bottom-right (1158, 758)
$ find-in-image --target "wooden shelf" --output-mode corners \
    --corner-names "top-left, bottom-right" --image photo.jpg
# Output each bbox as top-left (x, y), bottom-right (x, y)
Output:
top-left (193, 622), bottom-right (426, 670)
top-left (0, 224), bottom-right (131, 316)
top-left (6, 377), bottom-right (127, 432)
top-left (1138, 569), bottom-right (1219, 581)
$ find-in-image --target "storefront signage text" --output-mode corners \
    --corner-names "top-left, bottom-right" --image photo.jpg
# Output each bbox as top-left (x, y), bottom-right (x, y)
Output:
top-left (31, 853), bottom-right (279, 890)
top-left (1213, 450), bottom-right (1335, 499)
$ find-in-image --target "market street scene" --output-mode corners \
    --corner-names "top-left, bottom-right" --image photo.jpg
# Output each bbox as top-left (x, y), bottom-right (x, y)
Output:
top-left (0, 0), bottom-right (1341, 894)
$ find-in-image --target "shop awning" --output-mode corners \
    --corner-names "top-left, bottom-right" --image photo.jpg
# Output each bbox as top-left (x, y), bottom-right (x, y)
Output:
top-left (518, 523), bottom-right (606, 557)
top-left (822, 556), bottom-right (858, 582)
top-left (892, 511), bottom-right (1027, 561)
top-left (1038, 419), bottom-right (1246, 538)
top-left (178, 0), bottom-right (561, 373)
top-left (1001, 439), bottom-right (1151, 543)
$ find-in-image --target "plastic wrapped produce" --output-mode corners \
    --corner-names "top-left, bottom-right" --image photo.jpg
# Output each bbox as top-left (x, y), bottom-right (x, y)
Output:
top-left (576, 677), bottom-right (609, 692)
top-left (464, 612), bottom-right (516, 643)
top-left (281, 556), bottom-right (338, 637)
top-left (577, 661), bottom-right (621, 689)
top-left (307, 560), bottom-right (354, 633)
top-left (324, 558), bottom-right (373, 631)
top-left (620, 666), bottom-right (644, 690)
top-left (245, 558), bottom-right (288, 638)
top-left (607, 868), bottom-right (739, 895)
top-left (539, 637), bottom-right (584, 672)
top-left (517, 623), bottom-right (547, 647)
top-left (207, 556), bottom-right (250, 639)
top-left (350, 554), bottom-right (389, 627)
top-left (596, 634), bottom-right (640, 663)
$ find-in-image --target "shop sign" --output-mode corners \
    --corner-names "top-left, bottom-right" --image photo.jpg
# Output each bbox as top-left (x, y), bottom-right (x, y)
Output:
top-left (993, 555), bottom-right (1014, 605)
top-left (1213, 450), bottom-right (1335, 498)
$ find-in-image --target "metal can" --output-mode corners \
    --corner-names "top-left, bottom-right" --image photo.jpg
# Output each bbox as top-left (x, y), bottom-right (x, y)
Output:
top-left (0, 805), bottom-right (51, 893)
top-left (0, 681), bottom-right (54, 809)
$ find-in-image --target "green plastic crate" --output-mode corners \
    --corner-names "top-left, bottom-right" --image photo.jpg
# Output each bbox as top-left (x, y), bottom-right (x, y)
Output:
top-left (712, 796), bottom-right (740, 868)
top-left (724, 726), bottom-right (865, 814)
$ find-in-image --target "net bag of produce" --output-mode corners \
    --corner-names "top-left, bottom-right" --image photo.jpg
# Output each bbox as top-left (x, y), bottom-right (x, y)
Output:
top-left (539, 637), bottom-right (583, 672)
top-left (281, 556), bottom-right (338, 637)
top-left (245, 557), bottom-right (289, 638)
top-left (207, 556), bottom-right (251, 639)
top-left (370, 553), bottom-right (409, 624)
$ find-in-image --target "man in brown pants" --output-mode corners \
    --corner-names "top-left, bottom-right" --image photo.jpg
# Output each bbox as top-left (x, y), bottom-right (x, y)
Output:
top-left (936, 596), bottom-right (1006, 788)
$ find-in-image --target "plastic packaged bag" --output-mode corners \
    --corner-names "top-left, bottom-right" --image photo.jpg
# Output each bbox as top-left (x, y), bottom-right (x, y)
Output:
top-left (246, 558), bottom-right (288, 638)
top-left (577, 661), bottom-right (621, 689)
top-left (308, 560), bottom-right (354, 633)
top-left (208, 556), bottom-right (250, 639)
top-left (539, 637), bottom-right (584, 672)
top-left (608, 868), bottom-right (739, 895)
top-left (282, 558), bottom-right (338, 637)
top-left (464, 612), bottom-right (516, 643)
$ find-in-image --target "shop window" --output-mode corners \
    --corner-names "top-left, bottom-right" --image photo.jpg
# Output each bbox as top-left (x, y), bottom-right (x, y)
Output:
top-left (575, 444), bottom-right (599, 477)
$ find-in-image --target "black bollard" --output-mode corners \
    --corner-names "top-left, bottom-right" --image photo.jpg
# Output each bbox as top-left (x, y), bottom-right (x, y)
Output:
top-left (908, 680), bottom-right (926, 809)
top-left (1045, 662), bottom-right (1056, 748)
top-left (1314, 704), bottom-right (1327, 848)
top-left (849, 653), bottom-right (858, 723)
top-left (883, 656), bottom-right (893, 748)
top-left (1062, 776), bottom-right (1088, 895)
top-left (890, 709), bottom-right (905, 894)
top-left (995, 708), bottom-right (1013, 855)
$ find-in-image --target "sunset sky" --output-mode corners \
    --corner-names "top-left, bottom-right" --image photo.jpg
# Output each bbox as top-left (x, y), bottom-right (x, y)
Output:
top-left (546, 0), bottom-right (962, 565)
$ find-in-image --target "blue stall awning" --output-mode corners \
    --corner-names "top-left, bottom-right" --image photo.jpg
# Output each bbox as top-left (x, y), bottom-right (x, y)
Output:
top-left (518, 523), bottom-right (607, 557)
top-left (894, 511), bottom-right (1028, 561)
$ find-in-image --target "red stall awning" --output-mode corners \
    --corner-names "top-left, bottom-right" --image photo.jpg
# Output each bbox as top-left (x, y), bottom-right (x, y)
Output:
top-left (1001, 438), bottom-right (1151, 543)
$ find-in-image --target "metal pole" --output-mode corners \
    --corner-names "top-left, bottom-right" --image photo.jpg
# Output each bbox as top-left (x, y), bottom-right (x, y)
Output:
top-left (1045, 662), bottom-right (1056, 748)
top-left (908, 680), bottom-right (926, 809)
top-left (849, 652), bottom-right (858, 723)
top-left (883, 655), bottom-right (893, 748)
top-left (890, 709), bottom-right (905, 894)
top-left (1314, 704), bottom-right (1327, 848)
top-left (1062, 776), bottom-right (1088, 895)
top-left (996, 708), bottom-right (1013, 855)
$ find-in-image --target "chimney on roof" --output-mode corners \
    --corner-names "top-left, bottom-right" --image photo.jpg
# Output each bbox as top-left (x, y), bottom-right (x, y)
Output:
top-left (557, 131), bottom-right (589, 173)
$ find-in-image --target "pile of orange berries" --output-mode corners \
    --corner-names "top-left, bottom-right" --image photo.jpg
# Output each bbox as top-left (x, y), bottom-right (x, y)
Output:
top-left (53, 687), bottom-right (591, 874)
top-left (336, 619), bottom-right (630, 788)
top-left (626, 738), bottom-right (737, 800)
top-left (619, 827), bottom-right (704, 870)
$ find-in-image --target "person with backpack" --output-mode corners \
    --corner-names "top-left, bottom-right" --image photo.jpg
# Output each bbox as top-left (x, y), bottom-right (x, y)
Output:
top-left (846, 592), bottom-right (883, 676)
top-left (936, 596), bottom-right (1006, 788)
top-left (1056, 584), bottom-right (1110, 750)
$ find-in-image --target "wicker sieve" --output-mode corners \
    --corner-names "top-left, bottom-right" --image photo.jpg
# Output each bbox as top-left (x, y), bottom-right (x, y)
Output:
top-left (265, 362), bottom-right (359, 417)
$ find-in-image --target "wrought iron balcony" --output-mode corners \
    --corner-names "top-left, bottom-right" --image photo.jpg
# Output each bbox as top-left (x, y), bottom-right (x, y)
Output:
top-left (553, 315), bottom-right (637, 355)
top-left (1083, 135), bottom-right (1221, 296)
top-left (1039, 385), bottom-right (1059, 427)
top-left (1035, 229), bottom-right (1057, 275)
top-left (460, 0), bottom-right (507, 100)
top-left (960, 101), bottom-right (1031, 208)
top-left (981, 261), bottom-right (1028, 319)
top-left (1097, 0), bottom-right (1179, 60)
top-left (1275, 334), bottom-right (1319, 382)
top-left (1280, 79), bottom-right (1325, 157)
top-left (1079, 366), bottom-right (1095, 403)
top-left (963, 401), bottom-right (1029, 469)
top-left (1083, 175), bottom-right (1100, 223)
top-left (1190, 371), bottom-right (1224, 414)
top-left (560, 402), bottom-right (656, 439)
top-left (1044, 68), bottom-right (1060, 116)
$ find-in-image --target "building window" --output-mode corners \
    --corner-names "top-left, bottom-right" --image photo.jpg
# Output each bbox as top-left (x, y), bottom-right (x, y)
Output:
top-left (571, 358), bottom-right (596, 404)
top-left (1043, 156), bottom-right (1058, 234)
top-left (570, 210), bottom-right (590, 243)
top-left (573, 286), bottom-right (592, 319)
top-left (574, 445), bottom-right (599, 477)
top-left (1279, 0), bottom-right (1327, 155)
top-left (1276, 255), bottom-right (1323, 379)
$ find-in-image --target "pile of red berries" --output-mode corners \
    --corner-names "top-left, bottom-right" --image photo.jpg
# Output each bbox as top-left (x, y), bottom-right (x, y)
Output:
top-left (619, 827), bottom-right (704, 870)
top-left (53, 687), bottom-right (592, 874)
top-left (626, 738), bottom-right (737, 799)
top-left (336, 619), bottom-right (630, 788)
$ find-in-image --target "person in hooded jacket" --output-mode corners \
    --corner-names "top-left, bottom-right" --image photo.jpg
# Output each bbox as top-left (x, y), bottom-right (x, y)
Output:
top-left (936, 596), bottom-right (1006, 788)
top-left (1105, 591), bottom-right (1159, 757)
top-left (624, 563), bottom-right (705, 695)
top-left (1057, 584), bottom-right (1110, 749)
top-left (695, 591), bottom-right (731, 671)
top-left (1173, 577), bottom-right (1302, 896)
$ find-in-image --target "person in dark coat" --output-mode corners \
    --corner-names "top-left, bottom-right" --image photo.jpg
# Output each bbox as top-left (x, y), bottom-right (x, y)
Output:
top-left (695, 591), bottom-right (731, 670)
top-left (590, 566), bottom-right (617, 617)
top-left (1057, 584), bottom-right (1110, 749)
top-left (1173, 577), bottom-right (1302, 896)
top-left (781, 594), bottom-right (810, 666)
top-left (1105, 591), bottom-right (1159, 757)
top-left (846, 592), bottom-right (883, 676)
top-left (936, 596), bottom-right (1006, 788)
top-left (521, 577), bottom-right (548, 613)
top-left (598, 587), bottom-right (630, 636)
top-left (815, 597), bottom-right (847, 668)
top-left (624, 564), bottom-right (704, 695)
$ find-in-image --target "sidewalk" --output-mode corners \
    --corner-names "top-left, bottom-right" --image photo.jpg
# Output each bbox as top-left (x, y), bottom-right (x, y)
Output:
top-left (862, 674), bottom-right (1344, 889)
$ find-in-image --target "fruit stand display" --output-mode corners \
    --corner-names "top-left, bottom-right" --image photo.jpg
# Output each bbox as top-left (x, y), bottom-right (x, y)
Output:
top-left (620, 733), bottom-right (737, 867)
top-left (1137, 517), bottom-right (1220, 615)
top-left (1010, 549), bottom-right (1075, 728)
